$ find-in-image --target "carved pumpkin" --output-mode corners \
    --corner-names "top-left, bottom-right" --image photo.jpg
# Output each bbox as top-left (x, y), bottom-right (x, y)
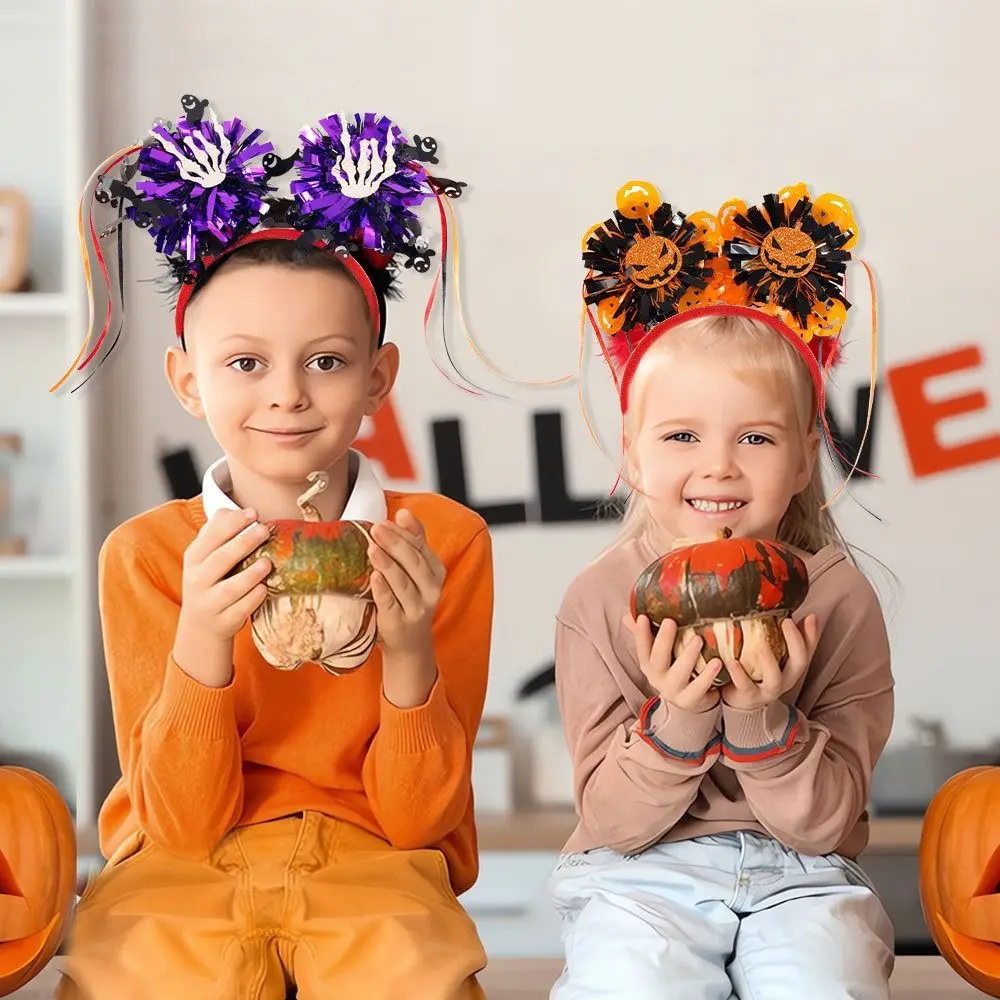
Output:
top-left (236, 471), bottom-right (377, 674)
top-left (919, 766), bottom-right (1000, 997)
top-left (760, 226), bottom-right (817, 278)
top-left (0, 767), bottom-right (76, 996)
top-left (630, 527), bottom-right (809, 685)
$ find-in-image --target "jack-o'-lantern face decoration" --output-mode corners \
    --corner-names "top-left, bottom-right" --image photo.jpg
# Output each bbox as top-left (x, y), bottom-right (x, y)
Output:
top-left (760, 227), bottom-right (817, 278)
top-left (624, 235), bottom-right (683, 289)
top-left (721, 190), bottom-right (854, 332)
top-left (582, 184), bottom-right (712, 332)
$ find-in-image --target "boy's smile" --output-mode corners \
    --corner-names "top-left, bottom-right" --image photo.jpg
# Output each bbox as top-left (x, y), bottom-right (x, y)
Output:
top-left (165, 258), bottom-right (398, 522)
top-left (247, 426), bottom-right (325, 444)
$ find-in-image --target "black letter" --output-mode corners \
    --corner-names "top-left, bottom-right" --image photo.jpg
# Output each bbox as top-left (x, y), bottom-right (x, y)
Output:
top-left (824, 383), bottom-right (879, 478)
top-left (534, 411), bottom-right (614, 522)
top-left (431, 419), bottom-right (528, 525)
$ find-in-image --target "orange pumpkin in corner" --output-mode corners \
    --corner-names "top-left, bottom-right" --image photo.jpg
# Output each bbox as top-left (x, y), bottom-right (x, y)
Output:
top-left (918, 765), bottom-right (1000, 997)
top-left (0, 767), bottom-right (76, 996)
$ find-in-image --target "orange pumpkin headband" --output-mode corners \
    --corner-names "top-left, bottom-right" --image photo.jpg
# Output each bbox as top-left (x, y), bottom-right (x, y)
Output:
top-left (580, 180), bottom-right (878, 499)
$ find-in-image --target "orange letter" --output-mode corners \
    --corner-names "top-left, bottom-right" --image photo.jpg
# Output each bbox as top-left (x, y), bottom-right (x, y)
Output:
top-left (353, 395), bottom-right (417, 481)
top-left (888, 345), bottom-right (1000, 478)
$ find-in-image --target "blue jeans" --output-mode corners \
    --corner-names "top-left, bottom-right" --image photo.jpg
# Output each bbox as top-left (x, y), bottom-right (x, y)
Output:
top-left (548, 831), bottom-right (894, 999)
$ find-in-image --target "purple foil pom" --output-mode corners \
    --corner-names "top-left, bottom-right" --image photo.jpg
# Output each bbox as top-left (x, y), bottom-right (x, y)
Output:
top-left (129, 111), bottom-right (275, 262)
top-left (291, 112), bottom-right (432, 253)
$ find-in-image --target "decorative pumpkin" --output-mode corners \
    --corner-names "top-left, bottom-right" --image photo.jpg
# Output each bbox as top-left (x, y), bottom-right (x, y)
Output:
top-left (236, 471), bottom-right (377, 674)
top-left (0, 767), bottom-right (76, 996)
top-left (629, 527), bottom-right (809, 686)
top-left (918, 766), bottom-right (1000, 997)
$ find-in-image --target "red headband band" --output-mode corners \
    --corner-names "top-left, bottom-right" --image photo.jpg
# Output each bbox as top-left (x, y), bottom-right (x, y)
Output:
top-left (616, 303), bottom-right (828, 414)
top-left (173, 228), bottom-right (383, 339)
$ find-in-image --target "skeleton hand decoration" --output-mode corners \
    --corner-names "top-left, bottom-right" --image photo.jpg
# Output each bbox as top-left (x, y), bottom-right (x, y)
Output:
top-left (328, 114), bottom-right (398, 198)
top-left (154, 107), bottom-right (232, 187)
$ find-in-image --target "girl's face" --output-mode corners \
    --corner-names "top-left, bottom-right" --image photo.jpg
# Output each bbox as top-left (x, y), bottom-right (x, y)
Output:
top-left (627, 351), bottom-right (818, 545)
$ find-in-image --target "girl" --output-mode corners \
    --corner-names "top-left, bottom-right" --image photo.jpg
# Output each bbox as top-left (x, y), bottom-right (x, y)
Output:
top-left (549, 181), bottom-right (895, 999)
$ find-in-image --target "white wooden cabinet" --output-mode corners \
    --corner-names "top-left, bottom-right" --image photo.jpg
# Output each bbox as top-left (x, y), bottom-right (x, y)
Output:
top-left (464, 852), bottom-right (564, 958)
top-left (0, 0), bottom-right (101, 829)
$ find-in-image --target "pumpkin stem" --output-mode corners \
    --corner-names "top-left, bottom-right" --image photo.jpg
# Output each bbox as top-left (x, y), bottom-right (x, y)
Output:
top-left (297, 471), bottom-right (329, 522)
top-left (668, 526), bottom-right (733, 551)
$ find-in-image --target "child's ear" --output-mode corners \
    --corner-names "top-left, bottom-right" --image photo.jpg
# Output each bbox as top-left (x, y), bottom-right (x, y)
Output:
top-left (798, 427), bottom-right (821, 492)
top-left (164, 345), bottom-right (205, 419)
top-left (366, 342), bottom-right (400, 415)
top-left (623, 434), bottom-right (641, 490)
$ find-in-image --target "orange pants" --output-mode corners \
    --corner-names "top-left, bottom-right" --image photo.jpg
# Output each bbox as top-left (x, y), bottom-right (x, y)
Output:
top-left (56, 811), bottom-right (487, 1000)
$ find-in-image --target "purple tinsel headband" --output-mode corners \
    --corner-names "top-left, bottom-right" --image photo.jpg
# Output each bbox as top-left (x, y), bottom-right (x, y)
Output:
top-left (106, 95), bottom-right (466, 284)
top-left (53, 94), bottom-right (476, 395)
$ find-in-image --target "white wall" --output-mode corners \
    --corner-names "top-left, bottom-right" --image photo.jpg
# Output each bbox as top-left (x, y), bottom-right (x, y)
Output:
top-left (82, 0), bottom-right (1000, 798)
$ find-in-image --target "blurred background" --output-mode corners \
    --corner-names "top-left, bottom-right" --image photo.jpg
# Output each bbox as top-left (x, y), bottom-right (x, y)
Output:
top-left (2, 0), bottom-right (999, 970)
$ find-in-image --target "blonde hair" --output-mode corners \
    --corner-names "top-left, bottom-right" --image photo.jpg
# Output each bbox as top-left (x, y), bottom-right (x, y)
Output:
top-left (612, 313), bottom-right (852, 558)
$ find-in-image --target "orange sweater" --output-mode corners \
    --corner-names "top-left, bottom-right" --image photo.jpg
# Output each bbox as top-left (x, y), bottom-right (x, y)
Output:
top-left (95, 490), bottom-right (493, 894)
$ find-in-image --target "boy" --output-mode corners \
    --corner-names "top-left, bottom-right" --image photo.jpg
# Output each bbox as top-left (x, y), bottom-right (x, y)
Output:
top-left (58, 101), bottom-right (493, 1000)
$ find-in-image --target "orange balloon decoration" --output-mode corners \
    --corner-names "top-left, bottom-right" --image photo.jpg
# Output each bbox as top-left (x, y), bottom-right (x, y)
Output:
top-left (777, 181), bottom-right (809, 209)
top-left (717, 198), bottom-right (748, 241)
top-left (596, 295), bottom-right (625, 335)
top-left (616, 181), bottom-right (662, 220)
top-left (685, 211), bottom-right (723, 253)
top-left (0, 768), bottom-right (76, 996)
top-left (918, 766), bottom-right (1000, 998)
top-left (805, 298), bottom-right (848, 341)
top-left (582, 222), bottom-right (603, 252)
top-left (812, 193), bottom-right (858, 250)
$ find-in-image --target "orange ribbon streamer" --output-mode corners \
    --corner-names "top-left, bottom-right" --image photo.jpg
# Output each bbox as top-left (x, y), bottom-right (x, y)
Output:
top-left (821, 257), bottom-right (879, 510)
top-left (50, 144), bottom-right (141, 393)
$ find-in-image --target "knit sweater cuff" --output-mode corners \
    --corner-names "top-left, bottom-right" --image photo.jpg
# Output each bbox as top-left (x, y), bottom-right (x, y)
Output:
top-left (156, 656), bottom-right (237, 741)
top-left (721, 701), bottom-right (801, 764)
top-left (637, 696), bottom-right (722, 765)
top-left (379, 676), bottom-right (457, 754)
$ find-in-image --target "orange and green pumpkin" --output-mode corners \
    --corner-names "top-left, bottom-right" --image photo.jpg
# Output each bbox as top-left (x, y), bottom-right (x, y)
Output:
top-left (630, 527), bottom-right (809, 685)
top-left (235, 471), bottom-right (377, 675)
top-left (0, 767), bottom-right (76, 996)
top-left (241, 518), bottom-right (374, 598)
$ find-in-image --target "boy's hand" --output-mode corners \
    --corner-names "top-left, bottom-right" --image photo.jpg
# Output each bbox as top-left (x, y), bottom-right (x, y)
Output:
top-left (720, 614), bottom-right (821, 711)
top-left (625, 615), bottom-right (722, 714)
top-left (368, 509), bottom-right (446, 707)
top-left (368, 509), bottom-right (445, 654)
top-left (173, 508), bottom-right (272, 687)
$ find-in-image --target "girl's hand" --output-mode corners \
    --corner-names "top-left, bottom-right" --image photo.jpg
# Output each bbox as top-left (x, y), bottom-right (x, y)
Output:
top-left (720, 614), bottom-right (821, 711)
top-left (624, 615), bottom-right (722, 713)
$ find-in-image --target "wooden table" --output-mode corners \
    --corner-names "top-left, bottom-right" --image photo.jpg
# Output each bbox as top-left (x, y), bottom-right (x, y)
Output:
top-left (13, 956), bottom-right (988, 999)
top-left (474, 810), bottom-right (924, 853)
top-left (476, 957), bottom-right (989, 998)
top-left (77, 812), bottom-right (924, 857)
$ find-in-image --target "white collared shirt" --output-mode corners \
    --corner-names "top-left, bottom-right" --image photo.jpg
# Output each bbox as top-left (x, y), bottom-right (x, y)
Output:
top-left (200, 449), bottom-right (389, 522)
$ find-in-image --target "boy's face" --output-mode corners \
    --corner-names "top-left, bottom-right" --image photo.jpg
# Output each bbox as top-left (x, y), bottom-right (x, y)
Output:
top-left (165, 261), bottom-right (397, 486)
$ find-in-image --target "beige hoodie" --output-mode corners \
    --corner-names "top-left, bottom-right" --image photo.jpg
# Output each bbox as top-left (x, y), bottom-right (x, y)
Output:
top-left (555, 534), bottom-right (894, 860)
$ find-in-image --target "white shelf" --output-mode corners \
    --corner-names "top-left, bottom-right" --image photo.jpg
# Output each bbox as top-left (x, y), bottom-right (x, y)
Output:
top-left (0, 293), bottom-right (70, 318)
top-left (0, 0), bottom-right (97, 829)
top-left (0, 555), bottom-right (76, 579)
